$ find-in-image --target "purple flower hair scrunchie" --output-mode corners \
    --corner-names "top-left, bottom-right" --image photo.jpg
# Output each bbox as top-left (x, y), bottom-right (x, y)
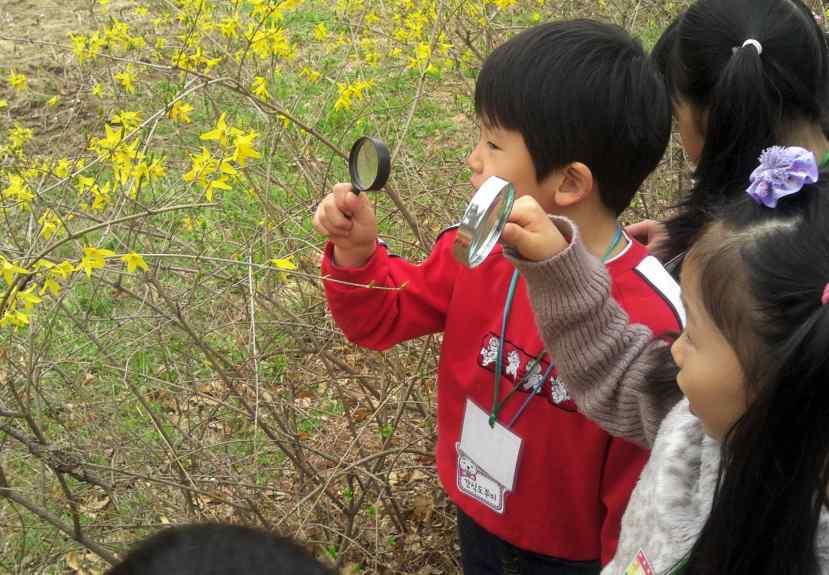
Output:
top-left (746, 146), bottom-right (819, 208)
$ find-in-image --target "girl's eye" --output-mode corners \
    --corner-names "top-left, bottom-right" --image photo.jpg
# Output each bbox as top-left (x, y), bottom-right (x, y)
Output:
top-left (487, 141), bottom-right (500, 150)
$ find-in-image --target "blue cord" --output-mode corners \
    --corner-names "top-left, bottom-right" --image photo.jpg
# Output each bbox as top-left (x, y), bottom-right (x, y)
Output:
top-left (490, 269), bottom-right (520, 426)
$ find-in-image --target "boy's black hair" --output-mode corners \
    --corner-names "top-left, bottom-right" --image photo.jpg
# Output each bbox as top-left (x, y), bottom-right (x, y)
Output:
top-left (474, 19), bottom-right (671, 216)
top-left (106, 523), bottom-right (335, 575)
top-left (651, 0), bottom-right (829, 262)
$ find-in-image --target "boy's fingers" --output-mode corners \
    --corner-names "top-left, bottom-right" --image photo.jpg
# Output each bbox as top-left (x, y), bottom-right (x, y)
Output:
top-left (312, 211), bottom-right (327, 236)
top-left (333, 183), bottom-right (356, 213)
top-left (315, 213), bottom-right (351, 240)
top-left (322, 199), bottom-right (354, 232)
top-left (343, 191), bottom-right (375, 225)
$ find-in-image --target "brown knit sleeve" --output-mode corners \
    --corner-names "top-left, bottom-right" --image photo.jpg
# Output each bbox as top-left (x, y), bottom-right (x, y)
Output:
top-left (504, 216), bottom-right (682, 448)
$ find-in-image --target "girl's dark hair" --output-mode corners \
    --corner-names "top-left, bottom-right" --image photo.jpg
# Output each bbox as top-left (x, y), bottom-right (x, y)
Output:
top-left (682, 179), bottom-right (829, 574)
top-left (652, 0), bottom-right (829, 261)
top-left (106, 523), bottom-right (335, 575)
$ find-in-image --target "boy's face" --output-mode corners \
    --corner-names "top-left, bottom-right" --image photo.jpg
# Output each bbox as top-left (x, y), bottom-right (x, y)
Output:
top-left (467, 120), bottom-right (559, 213)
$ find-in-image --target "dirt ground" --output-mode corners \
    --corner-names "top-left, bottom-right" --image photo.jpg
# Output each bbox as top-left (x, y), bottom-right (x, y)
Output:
top-left (0, 0), bottom-right (138, 156)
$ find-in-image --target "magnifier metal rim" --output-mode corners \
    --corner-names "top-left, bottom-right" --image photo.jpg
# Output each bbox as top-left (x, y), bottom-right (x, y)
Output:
top-left (454, 176), bottom-right (515, 268)
top-left (348, 136), bottom-right (391, 192)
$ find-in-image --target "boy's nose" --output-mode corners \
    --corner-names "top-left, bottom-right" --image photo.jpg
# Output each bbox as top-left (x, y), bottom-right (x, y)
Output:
top-left (466, 145), bottom-right (482, 174)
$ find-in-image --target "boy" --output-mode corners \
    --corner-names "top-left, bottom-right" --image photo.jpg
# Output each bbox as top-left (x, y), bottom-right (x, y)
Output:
top-left (313, 20), bottom-right (682, 574)
top-left (107, 523), bottom-right (334, 575)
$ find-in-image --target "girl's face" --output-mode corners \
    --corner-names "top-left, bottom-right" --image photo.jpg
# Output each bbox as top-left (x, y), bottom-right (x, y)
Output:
top-left (674, 100), bottom-right (705, 165)
top-left (671, 263), bottom-right (748, 440)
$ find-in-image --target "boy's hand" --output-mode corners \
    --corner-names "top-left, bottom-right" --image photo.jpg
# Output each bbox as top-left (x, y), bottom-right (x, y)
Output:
top-left (313, 183), bottom-right (378, 268)
top-left (501, 196), bottom-right (568, 262)
top-left (625, 219), bottom-right (667, 253)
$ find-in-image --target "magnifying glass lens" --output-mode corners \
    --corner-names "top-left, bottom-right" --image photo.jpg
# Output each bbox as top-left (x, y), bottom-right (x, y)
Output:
top-left (355, 142), bottom-right (379, 189)
top-left (454, 176), bottom-right (515, 268)
top-left (348, 136), bottom-right (391, 192)
top-left (471, 192), bottom-right (508, 257)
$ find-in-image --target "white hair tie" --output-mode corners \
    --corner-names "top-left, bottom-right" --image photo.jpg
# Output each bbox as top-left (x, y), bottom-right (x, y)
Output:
top-left (741, 38), bottom-right (763, 55)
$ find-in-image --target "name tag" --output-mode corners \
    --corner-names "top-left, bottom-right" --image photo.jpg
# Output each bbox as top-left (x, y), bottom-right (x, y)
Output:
top-left (625, 549), bottom-right (655, 575)
top-left (456, 399), bottom-right (522, 513)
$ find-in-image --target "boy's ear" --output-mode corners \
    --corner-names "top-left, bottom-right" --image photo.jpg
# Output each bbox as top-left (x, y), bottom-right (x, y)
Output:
top-left (551, 162), bottom-right (594, 208)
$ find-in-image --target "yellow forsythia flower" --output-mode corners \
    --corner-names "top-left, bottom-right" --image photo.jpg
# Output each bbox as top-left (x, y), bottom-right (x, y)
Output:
top-left (111, 110), bottom-right (142, 131)
top-left (251, 76), bottom-right (270, 101)
top-left (0, 256), bottom-right (29, 286)
top-left (169, 100), bottom-right (193, 124)
top-left (313, 22), bottom-right (328, 41)
top-left (38, 209), bottom-right (63, 240)
top-left (1, 175), bottom-right (34, 209)
top-left (8, 70), bottom-right (27, 92)
top-left (272, 257), bottom-right (297, 282)
top-left (53, 158), bottom-right (72, 178)
top-left (232, 130), bottom-right (261, 167)
top-left (16, 286), bottom-right (42, 310)
top-left (200, 113), bottom-right (231, 147)
top-left (78, 247), bottom-right (116, 277)
top-left (121, 252), bottom-right (149, 273)
top-left (114, 65), bottom-right (137, 93)
top-left (300, 66), bottom-right (321, 83)
top-left (0, 309), bottom-right (30, 328)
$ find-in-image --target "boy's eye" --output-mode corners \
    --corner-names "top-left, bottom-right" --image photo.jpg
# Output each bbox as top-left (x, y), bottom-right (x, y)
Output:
top-left (487, 141), bottom-right (500, 150)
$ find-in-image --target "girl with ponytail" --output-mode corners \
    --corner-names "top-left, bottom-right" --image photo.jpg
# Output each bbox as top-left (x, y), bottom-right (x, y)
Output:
top-left (633, 0), bottom-right (829, 267)
top-left (503, 146), bottom-right (829, 573)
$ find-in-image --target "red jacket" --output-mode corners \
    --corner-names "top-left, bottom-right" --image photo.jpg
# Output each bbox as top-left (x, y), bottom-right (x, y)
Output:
top-left (322, 228), bottom-right (682, 563)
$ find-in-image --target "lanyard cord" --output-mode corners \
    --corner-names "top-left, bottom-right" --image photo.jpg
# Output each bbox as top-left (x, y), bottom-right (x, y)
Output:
top-left (491, 270), bottom-right (521, 426)
top-left (506, 361), bottom-right (556, 428)
top-left (489, 224), bottom-right (625, 427)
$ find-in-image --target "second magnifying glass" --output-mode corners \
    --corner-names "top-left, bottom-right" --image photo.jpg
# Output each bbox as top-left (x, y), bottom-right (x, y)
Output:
top-left (452, 177), bottom-right (516, 268)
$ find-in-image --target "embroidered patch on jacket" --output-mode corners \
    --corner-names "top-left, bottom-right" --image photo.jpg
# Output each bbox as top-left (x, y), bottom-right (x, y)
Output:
top-left (624, 549), bottom-right (655, 575)
top-left (456, 446), bottom-right (509, 513)
top-left (477, 333), bottom-right (575, 411)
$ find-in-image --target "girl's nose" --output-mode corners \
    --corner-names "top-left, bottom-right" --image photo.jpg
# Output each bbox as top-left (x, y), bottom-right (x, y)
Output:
top-left (670, 334), bottom-right (685, 368)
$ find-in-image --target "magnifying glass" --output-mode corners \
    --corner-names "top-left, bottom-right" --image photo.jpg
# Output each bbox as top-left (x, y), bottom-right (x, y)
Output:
top-left (349, 136), bottom-right (390, 193)
top-left (452, 176), bottom-right (516, 268)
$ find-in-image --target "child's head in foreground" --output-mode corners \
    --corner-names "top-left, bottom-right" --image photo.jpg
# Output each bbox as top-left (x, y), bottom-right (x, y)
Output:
top-left (651, 0), bottom-right (829, 259)
top-left (671, 147), bottom-right (829, 573)
top-left (469, 19), bottom-right (671, 219)
top-left (106, 523), bottom-right (335, 575)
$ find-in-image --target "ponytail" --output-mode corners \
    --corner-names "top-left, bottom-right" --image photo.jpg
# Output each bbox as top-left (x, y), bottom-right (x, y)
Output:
top-left (654, 0), bottom-right (829, 262)
top-left (699, 42), bottom-right (776, 194)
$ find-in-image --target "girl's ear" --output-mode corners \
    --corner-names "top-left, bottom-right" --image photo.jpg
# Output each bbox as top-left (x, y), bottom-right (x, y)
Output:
top-left (551, 162), bottom-right (594, 208)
